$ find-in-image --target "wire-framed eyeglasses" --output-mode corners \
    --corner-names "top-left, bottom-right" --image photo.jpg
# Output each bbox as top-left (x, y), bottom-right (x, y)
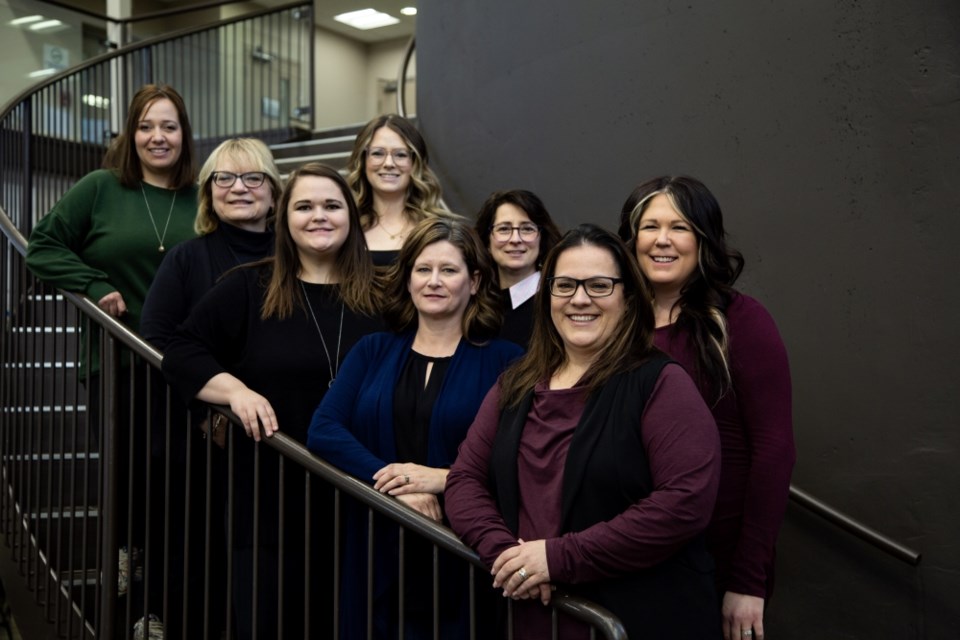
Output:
top-left (366, 147), bottom-right (413, 167)
top-left (490, 222), bottom-right (540, 242)
top-left (547, 276), bottom-right (624, 298)
top-left (211, 171), bottom-right (267, 189)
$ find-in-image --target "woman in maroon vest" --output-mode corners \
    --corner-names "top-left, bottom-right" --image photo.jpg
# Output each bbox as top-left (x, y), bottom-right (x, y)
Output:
top-left (446, 224), bottom-right (722, 639)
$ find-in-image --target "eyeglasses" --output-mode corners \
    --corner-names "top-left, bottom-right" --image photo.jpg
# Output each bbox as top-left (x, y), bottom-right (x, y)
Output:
top-left (212, 171), bottom-right (267, 189)
top-left (366, 147), bottom-right (413, 167)
top-left (490, 222), bottom-right (540, 242)
top-left (547, 276), bottom-right (624, 298)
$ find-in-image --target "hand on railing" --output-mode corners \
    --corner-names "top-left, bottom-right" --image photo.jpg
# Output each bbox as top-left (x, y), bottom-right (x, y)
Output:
top-left (395, 493), bottom-right (443, 522)
top-left (373, 462), bottom-right (448, 495)
top-left (492, 538), bottom-right (551, 601)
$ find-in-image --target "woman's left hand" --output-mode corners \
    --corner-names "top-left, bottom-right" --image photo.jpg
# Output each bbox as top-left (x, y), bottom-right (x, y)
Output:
top-left (491, 539), bottom-right (550, 599)
top-left (373, 463), bottom-right (448, 495)
top-left (722, 591), bottom-right (765, 640)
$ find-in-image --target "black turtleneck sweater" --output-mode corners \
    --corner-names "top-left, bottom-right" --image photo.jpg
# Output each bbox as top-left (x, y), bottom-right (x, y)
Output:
top-left (142, 222), bottom-right (275, 350)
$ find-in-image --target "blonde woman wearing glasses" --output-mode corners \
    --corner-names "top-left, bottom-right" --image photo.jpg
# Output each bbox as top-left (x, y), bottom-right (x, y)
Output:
top-left (474, 189), bottom-right (562, 346)
top-left (345, 114), bottom-right (452, 266)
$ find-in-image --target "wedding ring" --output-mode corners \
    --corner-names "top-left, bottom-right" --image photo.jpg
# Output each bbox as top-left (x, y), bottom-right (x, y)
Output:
top-left (404, 475), bottom-right (410, 485)
top-left (742, 631), bottom-right (753, 637)
top-left (517, 567), bottom-right (528, 581)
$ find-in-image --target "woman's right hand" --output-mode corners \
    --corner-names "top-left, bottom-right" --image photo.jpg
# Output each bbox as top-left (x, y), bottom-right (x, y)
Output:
top-left (227, 387), bottom-right (279, 442)
top-left (97, 291), bottom-right (127, 317)
top-left (396, 493), bottom-right (443, 522)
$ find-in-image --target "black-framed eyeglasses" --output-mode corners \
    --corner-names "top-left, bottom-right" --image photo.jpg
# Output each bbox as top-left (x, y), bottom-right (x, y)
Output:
top-left (547, 276), bottom-right (624, 298)
top-left (490, 222), bottom-right (540, 241)
top-left (365, 147), bottom-right (413, 167)
top-left (212, 171), bottom-right (267, 189)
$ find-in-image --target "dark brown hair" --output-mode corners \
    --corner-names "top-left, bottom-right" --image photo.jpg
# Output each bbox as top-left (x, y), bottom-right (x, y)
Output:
top-left (474, 189), bottom-right (563, 276)
top-left (104, 84), bottom-right (196, 190)
top-left (618, 175), bottom-right (744, 399)
top-left (498, 224), bottom-right (656, 407)
top-left (260, 162), bottom-right (378, 319)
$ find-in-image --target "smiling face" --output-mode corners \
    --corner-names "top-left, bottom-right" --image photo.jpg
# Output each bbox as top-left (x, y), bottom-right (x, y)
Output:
top-left (633, 193), bottom-right (699, 297)
top-left (211, 156), bottom-right (274, 233)
top-left (550, 244), bottom-right (626, 363)
top-left (407, 240), bottom-right (479, 323)
top-left (364, 126), bottom-right (413, 197)
top-left (134, 98), bottom-right (182, 185)
top-left (286, 176), bottom-right (350, 260)
top-left (488, 203), bottom-right (540, 284)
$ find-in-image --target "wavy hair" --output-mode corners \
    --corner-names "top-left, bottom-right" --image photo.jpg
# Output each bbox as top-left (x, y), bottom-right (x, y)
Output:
top-left (260, 163), bottom-right (379, 319)
top-left (498, 224), bottom-right (656, 407)
top-left (618, 175), bottom-right (744, 400)
top-left (104, 84), bottom-right (196, 190)
top-left (381, 218), bottom-right (501, 343)
top-left (345, 115), bottom-right (448, 229)
top-left (474, 189), bottom-right (563, 276)
top-left (195, 138), bottom-right (282, 235)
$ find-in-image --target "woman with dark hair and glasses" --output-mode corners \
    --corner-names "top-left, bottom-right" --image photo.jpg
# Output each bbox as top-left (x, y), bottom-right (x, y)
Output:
top-left (446, 224), bottom-right (722, 639)
top-left (474, 189), bottom-right (562, 346)
top-left (619, 175), bottom-right (795, 640)
top-left (308, 218), bottom-right (522, 639)
top-left (163, 162), bottom-right (382, 639)
top-left (345, 114), bottom-right (453, 265)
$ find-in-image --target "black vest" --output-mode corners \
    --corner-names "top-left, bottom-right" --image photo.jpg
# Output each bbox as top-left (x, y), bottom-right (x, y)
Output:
top-left (489, 355), bottom-right (721, 638)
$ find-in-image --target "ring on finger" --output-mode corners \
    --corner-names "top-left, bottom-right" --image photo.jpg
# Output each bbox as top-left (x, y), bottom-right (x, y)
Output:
top-left (741, 631), bottom-right (753, 637)
top-left (404, 474), bottom-right (410, 484)
top-left (517, 567), bottom-right (528, 581)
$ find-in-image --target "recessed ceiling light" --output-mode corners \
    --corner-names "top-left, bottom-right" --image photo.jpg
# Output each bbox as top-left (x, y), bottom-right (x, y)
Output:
top-left (333, 8), bottom-right (399, 30)
top-left (28, 68), bottom-right (57, 78)
top-left (29, 19), bottom-right (64, 31)
top-left (9, 15), bottom-right (44, 26)
top-left (400, 7), bottom-right (417, 16)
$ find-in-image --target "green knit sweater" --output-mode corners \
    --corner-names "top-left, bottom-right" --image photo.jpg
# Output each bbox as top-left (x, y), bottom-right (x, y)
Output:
top-left (26, 169), bottom-right (198, 376)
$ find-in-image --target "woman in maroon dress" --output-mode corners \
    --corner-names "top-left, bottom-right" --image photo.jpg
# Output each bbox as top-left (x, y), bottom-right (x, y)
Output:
top-left (619, 175), bottom-right (796, 640)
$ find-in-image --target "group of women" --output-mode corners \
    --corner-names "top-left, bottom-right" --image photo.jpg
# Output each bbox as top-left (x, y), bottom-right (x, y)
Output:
top-left (26, 83), bottom-right (794, 640)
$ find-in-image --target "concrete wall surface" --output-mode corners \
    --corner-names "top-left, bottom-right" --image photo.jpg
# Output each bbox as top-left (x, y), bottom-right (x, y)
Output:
top-left (418, 0), bottom-right (960, 636)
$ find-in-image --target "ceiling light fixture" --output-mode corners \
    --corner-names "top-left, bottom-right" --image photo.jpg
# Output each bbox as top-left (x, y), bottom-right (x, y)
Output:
top-left (9, 15), bottom-right (44, 26)
top-left (28, 69), bottom-right (57, 78)
top-left (400, 7), bottom-right (417, 16)
top-left (333, 8), bottom-right (399, 31)
top-left (29, 19), bottom-right (64, 31)
top-left (82, 94), bottom-right (110, 109)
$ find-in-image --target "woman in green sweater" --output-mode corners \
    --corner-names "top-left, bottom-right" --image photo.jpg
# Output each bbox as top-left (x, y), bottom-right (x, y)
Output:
top-left (25, 83), bottom-right (198, 638)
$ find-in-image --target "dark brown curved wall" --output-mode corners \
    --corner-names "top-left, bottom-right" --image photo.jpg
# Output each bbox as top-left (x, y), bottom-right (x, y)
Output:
top-left (418, 0), bottom-right (960, 636)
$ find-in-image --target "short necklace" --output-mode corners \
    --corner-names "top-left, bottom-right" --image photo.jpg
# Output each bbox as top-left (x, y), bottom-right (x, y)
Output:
top-left (376, 214), bottom-right (409, 240)
top-left (299, 281), bottom-right (345, 388)
top-left (140, 182), bottom-right (177, 252)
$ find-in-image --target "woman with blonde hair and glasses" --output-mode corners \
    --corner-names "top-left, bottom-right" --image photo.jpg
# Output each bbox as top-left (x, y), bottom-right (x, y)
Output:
top-left (345, 114), bottom-right (452, 265)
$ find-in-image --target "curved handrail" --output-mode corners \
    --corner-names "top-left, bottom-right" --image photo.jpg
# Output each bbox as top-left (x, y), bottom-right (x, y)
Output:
top-left (37, 0), bottom-right (269, 27)
top-left (396, 36), bottom-right (416, 118)
top-left (0, 0), bottom-right (310, 119)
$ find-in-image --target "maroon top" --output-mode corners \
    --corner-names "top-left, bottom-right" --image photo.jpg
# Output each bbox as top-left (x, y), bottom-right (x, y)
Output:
top-left (446, 364), bottom-right (720, 637)
top-left (655, 292), bottom-right (795, 599)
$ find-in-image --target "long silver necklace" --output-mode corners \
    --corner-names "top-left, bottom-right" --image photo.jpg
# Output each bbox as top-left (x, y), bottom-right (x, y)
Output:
top-left (299, 281), bottom-right (345, 388)
top-left (140, 182), bottom-right (177, 252)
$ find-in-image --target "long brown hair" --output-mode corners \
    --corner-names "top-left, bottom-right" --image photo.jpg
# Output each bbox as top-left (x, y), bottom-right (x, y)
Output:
top-left (498, 224), bottom-right (656, 407)
top-left (260, 163), bottom-right (379, 319)
top-left (618, 175), bottom-right (743, 400)
top-left (345, 115), bottom-right (448, 229)
top-left (104, 84), bottom-right (196, 189)
top-left (381, 218), bottom-right (501, 343)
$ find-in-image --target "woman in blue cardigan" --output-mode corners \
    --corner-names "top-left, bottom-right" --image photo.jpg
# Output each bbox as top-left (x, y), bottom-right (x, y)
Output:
top-left (308, 218), bottom-right (522, 639)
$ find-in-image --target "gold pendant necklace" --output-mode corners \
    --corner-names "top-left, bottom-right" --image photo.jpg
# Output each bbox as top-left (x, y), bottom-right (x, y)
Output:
top-left (377, 214), bottom-right (408, 240)
top-left (140, 183), bottom-right (177, 252)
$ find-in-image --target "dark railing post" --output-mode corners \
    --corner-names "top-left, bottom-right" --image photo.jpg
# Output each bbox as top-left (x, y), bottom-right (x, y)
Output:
top-left (98, 336), bottom-right (120, 640)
